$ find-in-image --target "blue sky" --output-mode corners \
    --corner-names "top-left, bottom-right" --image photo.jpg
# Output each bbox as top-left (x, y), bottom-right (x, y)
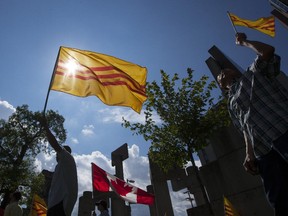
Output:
top-left (0, 0), bottom-right (287, 215)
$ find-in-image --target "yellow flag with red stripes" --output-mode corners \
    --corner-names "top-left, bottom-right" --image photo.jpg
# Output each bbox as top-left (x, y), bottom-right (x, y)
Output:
top-left (30, 194), bottom-right (47, 216)
top-left (228, 13), bottom-right (275, 37)
top-left (51, 47), bottom-right (147, 113)
top-left (224, 196), bottom-right (240, 216)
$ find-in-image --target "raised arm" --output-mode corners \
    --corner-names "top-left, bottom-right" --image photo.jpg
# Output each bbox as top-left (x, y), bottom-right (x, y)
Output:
top-left (242, 131), bottom-right (259, 175)
top-left (235, 33), bottom-right (275, 61)
top-left (40, 115), bottom-right (63, 153)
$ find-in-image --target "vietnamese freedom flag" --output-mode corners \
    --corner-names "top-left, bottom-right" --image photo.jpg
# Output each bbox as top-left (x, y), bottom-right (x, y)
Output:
top-left (228, 12), bottom-right (275, 37)
top-left (223, 196), bottom-right (240, 216)
top-left (50, 47), bottom-right (147, 113)
top-left (91, 163), bottom-right (154, 205)
top-left (29, 194), bottom-right (47, 216)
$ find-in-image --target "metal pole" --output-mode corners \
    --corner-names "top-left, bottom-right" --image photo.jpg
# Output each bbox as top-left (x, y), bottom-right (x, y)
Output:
top-left (227, 11), bottom-right (238, 34)
top-left (43, 47), bottom-right (61, 114)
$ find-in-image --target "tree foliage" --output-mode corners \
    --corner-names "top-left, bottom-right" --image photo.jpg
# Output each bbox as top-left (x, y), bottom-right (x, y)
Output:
top-left (122, 69), bottom-right (230, 171)
top-left (0, 104), bottom-right (66, 209)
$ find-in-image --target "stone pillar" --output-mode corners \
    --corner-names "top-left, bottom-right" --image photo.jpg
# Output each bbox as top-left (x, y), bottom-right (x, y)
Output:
top-left (78, 191), bottom-right (94, 216)
top-left (111, 143), bottom-right (129, 216)
top-left (149, 159), bottom-right (174, 216)
top-left (147, 185), bottom-right (157, 216)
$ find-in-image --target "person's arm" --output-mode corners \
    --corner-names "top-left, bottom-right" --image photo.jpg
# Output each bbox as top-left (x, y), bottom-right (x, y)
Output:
top-left (40, 116), bottom-right (63, 153)
top-left (242, 131), bottom-right (259, 175)
top-left (236, 33), bottom-right (275, 61)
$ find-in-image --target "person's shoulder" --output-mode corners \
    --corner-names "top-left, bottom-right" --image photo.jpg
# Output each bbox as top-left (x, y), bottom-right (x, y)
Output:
top-left (59, 147), bottom-right (76, 165)
top-left (4, 203), bottom-right (11, 211)
top-left (248, 55), bottom-right (266, 73)
top-left (58, 147), bottom-right (71, 156)
top-left (253, 53), bottom-right (280, 65)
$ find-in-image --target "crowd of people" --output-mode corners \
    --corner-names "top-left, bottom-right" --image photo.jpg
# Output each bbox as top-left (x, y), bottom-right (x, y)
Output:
top-left (1, 32), bottom-right (287, 216)
top-left (0, 115), bottom-right (109, 216)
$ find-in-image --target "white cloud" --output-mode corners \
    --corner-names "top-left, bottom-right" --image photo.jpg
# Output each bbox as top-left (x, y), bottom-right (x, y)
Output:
top-left (123, 145), bottom-right (151, 190)
top-left (70, 137), bottom-right (79, 144)
top-left (81, 125), bottom-right (95, 136)
top-left (98, 108), bottom-right (142, 123)
top-left (35, 152), bottom-right (57, 173)
top-left (169, 184), bottom-right (194, 215)
top-left (0, 100), bottom-right (16, 120)
top-left (185, 158), bottom-right (202, 168)
top-left (98, 107), bottom-right (162, 125)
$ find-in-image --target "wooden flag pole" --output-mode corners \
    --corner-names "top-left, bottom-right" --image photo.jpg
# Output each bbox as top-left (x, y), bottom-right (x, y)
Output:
top-left (227, 11), bottom-right (238, 34)
top-left (43, 47), bottom-right (61, 114)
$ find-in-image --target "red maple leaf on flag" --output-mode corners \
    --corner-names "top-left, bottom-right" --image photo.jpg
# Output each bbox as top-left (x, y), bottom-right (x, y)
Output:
top-left (106, 172), bottom-right (138, 203)
top-left (110, 177), bottom-right (133, 196)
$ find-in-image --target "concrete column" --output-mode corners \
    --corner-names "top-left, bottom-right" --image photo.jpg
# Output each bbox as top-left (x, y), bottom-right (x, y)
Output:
top-left (149, 159), bottom-right (174, 216)
top-left (111, 144), bottom-right (129, 216)
top-left (78, 191), bottom-right (94, 216)
top-left (147, 185), bottom-right (157, 216)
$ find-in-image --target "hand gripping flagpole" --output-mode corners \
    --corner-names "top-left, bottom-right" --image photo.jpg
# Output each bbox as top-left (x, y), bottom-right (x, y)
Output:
top-left (43, 47), bottom-right (61, 114)
top-left (227, 11), bottom-right (238, 34)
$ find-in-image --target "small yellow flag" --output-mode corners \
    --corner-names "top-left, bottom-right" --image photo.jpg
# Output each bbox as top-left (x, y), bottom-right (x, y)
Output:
top-left (228, 13), bottom-right (275, 37)
top-left (51, 47), bottom-right (148, 113)
top-left (30, 194), bottom-right (47, 216)
top-left (224, 196), bottom-right (240, 216)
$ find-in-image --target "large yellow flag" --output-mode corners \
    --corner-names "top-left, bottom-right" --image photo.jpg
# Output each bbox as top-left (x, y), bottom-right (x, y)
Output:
top-left (224, 196), bottom-right (240, 216)
top-left (228, 13), bottom-right (275, 37)
top-left (50, 47), bottom-right (147, 113)
top-left (30, 194), bottom-right (47, 216)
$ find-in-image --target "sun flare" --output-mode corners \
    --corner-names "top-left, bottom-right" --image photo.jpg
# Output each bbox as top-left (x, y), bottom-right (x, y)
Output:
top-left (64, 59), bottom-right (78, 75)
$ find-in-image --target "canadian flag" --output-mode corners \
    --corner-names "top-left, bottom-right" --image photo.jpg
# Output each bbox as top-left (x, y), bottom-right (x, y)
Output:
top-left (91, 163), bottom-right (155, 205)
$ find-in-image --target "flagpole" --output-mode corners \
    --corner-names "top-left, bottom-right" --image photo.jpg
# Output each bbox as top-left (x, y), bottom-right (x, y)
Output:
top-left (91, 163), bottom-right (94, 199)
top-left (227, 11), bottom-right (238, 34)
top-left (43, 47), bottom-right (61, 114)
top-left (223, 195), bottom-right (226, 216)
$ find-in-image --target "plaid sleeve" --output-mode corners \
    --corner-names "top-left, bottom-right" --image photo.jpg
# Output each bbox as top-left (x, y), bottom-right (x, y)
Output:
top-left (250, 54), bottom-right (281, 80)
top-left (228, 106), bottom-right (244, 132)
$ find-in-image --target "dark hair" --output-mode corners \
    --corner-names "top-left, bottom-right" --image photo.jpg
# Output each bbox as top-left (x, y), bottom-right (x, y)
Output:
top-left (12, 192), bottom-right (22, 201)
top-left (96, 200), bottom-right (108, 210)
top-left (63, 145), bottom-right (72, 153)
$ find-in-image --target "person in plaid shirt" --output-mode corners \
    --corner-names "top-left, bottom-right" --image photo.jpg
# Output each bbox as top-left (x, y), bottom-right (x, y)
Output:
top-left (217, 32), bottom-right (288, 215)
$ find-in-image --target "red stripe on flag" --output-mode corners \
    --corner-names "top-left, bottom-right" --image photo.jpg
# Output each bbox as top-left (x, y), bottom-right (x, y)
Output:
top-left (56, 60), bottom-right (146, 92)
top-left (54, 70), bottom-right (147, 97)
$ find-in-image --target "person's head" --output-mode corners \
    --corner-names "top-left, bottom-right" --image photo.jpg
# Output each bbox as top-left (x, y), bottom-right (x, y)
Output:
top-left (96, 200), bottom-right (108, 212)
top-left (10, 192), bottom-right (21, 202)
top-left (56, 145), bottom-right (72, 162)
top-left (217, 68), bottom-right (240, 90)
top-left (63, 145), bottom-right (72, 153)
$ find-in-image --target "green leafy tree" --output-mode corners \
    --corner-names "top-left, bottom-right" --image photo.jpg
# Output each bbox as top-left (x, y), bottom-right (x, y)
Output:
top-left (0, 105), bottom-right (66, 212)
top-left (123, 68), bottom-right (229, 169)
top-left (122, 69), bottom-right (230, 213)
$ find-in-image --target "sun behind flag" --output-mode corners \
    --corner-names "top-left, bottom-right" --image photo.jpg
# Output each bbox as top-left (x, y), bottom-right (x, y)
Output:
top-left (91, 163), bottom-right (154, 205)
top-left (50, 47), bottom-right (147, 113)
top-left (228, 12), bottom-right (275, 37)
